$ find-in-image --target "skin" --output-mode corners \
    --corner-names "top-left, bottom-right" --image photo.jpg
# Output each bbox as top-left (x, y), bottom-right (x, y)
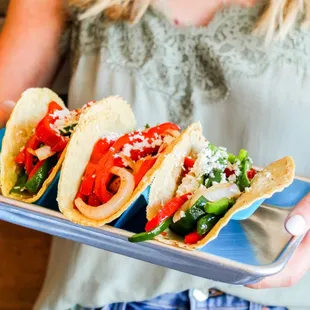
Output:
top-left (0, 0), bottom-right (309, 290)
top-left (0, 0), bottom-right (66, 127)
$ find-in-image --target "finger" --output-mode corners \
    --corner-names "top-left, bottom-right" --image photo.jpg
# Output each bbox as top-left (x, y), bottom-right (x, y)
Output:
top-left (285, 193), bottom-right (310, 236)
top-left (0, 100), bottom-right (15, 128)
top-left (247, 230), bottom-right (310, 289)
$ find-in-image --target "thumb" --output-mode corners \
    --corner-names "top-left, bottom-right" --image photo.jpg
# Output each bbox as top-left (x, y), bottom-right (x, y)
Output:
top-left (0, 100), bottom-right (15, 128)
top-left (285, 193), bottom-right (310, 236)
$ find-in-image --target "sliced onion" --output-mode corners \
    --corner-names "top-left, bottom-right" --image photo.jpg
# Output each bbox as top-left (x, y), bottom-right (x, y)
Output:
top-left (34, 145), bottom-right (56, 161)
top-left (189, 183), bottom-right (241, 207)
top-left (75, 166), bottom-right (135, 220)
top-left (164, 129), bottom-right (180, 138)
top-left (119, 154), bottom-right (135, 169)
top-left (26, 148), bottom-right (37, 156)
top-left (173, 200), bottom-right (191, 223)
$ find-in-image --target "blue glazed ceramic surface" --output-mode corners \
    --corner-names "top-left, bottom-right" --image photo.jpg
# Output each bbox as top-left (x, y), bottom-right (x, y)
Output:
top-left (0, 127), bottom-right (60, 206)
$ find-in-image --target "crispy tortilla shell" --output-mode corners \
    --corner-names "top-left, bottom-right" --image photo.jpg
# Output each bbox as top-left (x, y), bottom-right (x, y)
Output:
top-left (58, 96), bottom-right (140, 227)
top-left (147, 127), bottom-right (295, 250)
top-left (0, 88), bottom-right (65, 203)
top-left (57, 103), bottom-right (204, 227)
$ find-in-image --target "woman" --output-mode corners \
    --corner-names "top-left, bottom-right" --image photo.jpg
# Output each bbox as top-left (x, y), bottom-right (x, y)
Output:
top-left (0, 0), bottom-right (310, 309)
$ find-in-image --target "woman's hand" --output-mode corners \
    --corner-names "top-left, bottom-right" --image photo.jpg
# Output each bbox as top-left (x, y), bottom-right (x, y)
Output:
top-left (0, 0), bottom-right (65, 123)
top-left (0, 100), bottom-right (15, 128)
top-left (248, 193), bottom-right (310, 289)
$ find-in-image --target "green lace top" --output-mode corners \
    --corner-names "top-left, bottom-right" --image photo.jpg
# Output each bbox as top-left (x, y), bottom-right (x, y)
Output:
top-left (34, 5), bottom-right (310, 310)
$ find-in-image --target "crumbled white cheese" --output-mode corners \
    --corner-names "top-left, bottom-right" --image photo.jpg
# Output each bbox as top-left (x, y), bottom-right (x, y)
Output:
top-left (220, 173), bottom-right (227, 183)
top-left (227, 161), bottom-right (241, 177)
top-left (50, 108), bottom-right (79, 134)
top-left (192, 146), bottom-right (228, 179)
top-left (122, 134), bottom-right (163, 158)
top-left (245, 187), bottom-right (250, 192)
top-left (176, 173), bottom-right (199, 196)
top-left (102, 132), bottom-right (121, 142)
top-left (162, 134), bottom-right (174, 145)
top-left (228, 174), bottom-right (237, 183)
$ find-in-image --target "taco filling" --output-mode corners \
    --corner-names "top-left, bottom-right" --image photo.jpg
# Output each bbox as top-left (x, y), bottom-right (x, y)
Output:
top-left (74, 122), bottom-right (181, 220)
top-left (129, 140), bottom-right (258, 244)
top-left (11, 101), bottom-right (93, 195)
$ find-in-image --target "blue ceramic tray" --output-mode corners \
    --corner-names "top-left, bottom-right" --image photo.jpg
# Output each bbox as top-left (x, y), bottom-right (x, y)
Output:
top-left (0, 127), bottom-right (307, 284)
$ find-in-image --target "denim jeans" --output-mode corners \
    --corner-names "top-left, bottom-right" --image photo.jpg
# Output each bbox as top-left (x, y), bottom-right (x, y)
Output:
top-left (75, 289), bottom-right (287, 310)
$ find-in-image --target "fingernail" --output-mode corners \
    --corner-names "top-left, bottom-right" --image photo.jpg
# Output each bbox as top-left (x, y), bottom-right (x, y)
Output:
top-left (285, 214), bottom-right (307, 236)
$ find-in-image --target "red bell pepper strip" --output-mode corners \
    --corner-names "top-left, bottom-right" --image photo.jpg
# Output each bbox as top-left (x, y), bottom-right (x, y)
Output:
top-left (113, 157), bottom-right (125, 167)
top-left (79, 163), bottom-right (97, 196)
top-left (94, 154), bottom-right (114, 202)
top-left (184, 157), bottom-right (195, 174)
top-left (47, 101), bottom-right (63, 114)
top-left (134, 157), bottom-right (157, 187)
top-left (147, 122), bottom-right (180, 136)
top-left (110, 123), bottom-right (179, 157)
top-left (247, 168), bottom-right (257, 180)
top-left (90, 138), bottom-right (113, 164)
top-left (184, 231), bottom-right (204, 244)
top-left (130, 146), bottom-right (159, 161)
top-left (35, 102), bottom-right (68, 151)
top-left (145, 193), bottom-right (191, 232)
top-left (51, 138), bottom-right (68, 153)
top-left (224, 168), bottom-right (235, 178)
top-left (28, 159), bottom-right (45, 180)
top-left (184, 157), bottom-right (195, 169)
top-left (87, 193), bottom-right (101, 207)
top-left (15, 148), bottom-right (26, 166)
top-left (24, 135), bottom-right (41, 175)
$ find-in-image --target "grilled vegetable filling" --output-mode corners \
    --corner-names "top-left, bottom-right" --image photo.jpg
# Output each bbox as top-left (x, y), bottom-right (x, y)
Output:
top-left (129, 141), bottom-right (257, 244)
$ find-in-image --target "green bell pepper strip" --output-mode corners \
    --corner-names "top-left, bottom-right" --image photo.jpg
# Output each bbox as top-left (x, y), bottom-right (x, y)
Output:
top-left (204, 197), bottom-right (236, 215)
top-left (208, 143), bottom-right (218, 153)
top-left (128, 218), bottom-right (173, 243)
top-left (24, 157), bottom-right (54, 194)
top-left (197, 214), bottom-right (220, 236)
top-left (170, 196), bottom-right (207, 236)
top-left (59, 124), bottom-right (77, 136)
top-left (205, 169), bottom-right (222, 188)
top-left (10, 171), bottom-right (28, 194)
top-left (24, 160), bottom-right (49, 194)
top-left (237, 159), bottom-right (251, 192)
top-left (237, 149), bottom-right (248, 162)
top-left (228, 152), bottom-right (236, 164)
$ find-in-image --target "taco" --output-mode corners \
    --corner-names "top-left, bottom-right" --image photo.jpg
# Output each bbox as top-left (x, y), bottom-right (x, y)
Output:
top-left (57, 96), bottom-right (181, 227)
top-left (128, 122), bottom-right (295, 249)
top-left (0, 88), bottom-right (93, 203)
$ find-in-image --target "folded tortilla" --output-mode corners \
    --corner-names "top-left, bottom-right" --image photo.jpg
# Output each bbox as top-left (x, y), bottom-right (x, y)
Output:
top-left (57, 96), bottom-right (143, 226)
top-left (0, 88), bottom-right (66, 203)
top-left (147, 122), bottom-right (295, 250)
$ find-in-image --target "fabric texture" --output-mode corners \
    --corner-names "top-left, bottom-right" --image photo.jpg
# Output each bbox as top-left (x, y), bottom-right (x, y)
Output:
top-left (74, 289), bottom-right (288, 310)
top-left (34, 4), bottom-right (310, 310)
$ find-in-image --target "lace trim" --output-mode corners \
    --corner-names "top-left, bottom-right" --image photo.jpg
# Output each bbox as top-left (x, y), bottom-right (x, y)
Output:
top-left (70, 6), bottom-right (310, 127)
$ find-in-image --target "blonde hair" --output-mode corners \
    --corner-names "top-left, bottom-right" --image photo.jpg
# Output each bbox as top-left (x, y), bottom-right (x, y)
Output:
top-left (69, 0), bottom-right (310, 41)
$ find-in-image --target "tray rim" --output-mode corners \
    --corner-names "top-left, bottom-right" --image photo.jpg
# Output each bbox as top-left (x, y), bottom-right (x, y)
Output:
top-left (0, 195), bottom-right (304, 282)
